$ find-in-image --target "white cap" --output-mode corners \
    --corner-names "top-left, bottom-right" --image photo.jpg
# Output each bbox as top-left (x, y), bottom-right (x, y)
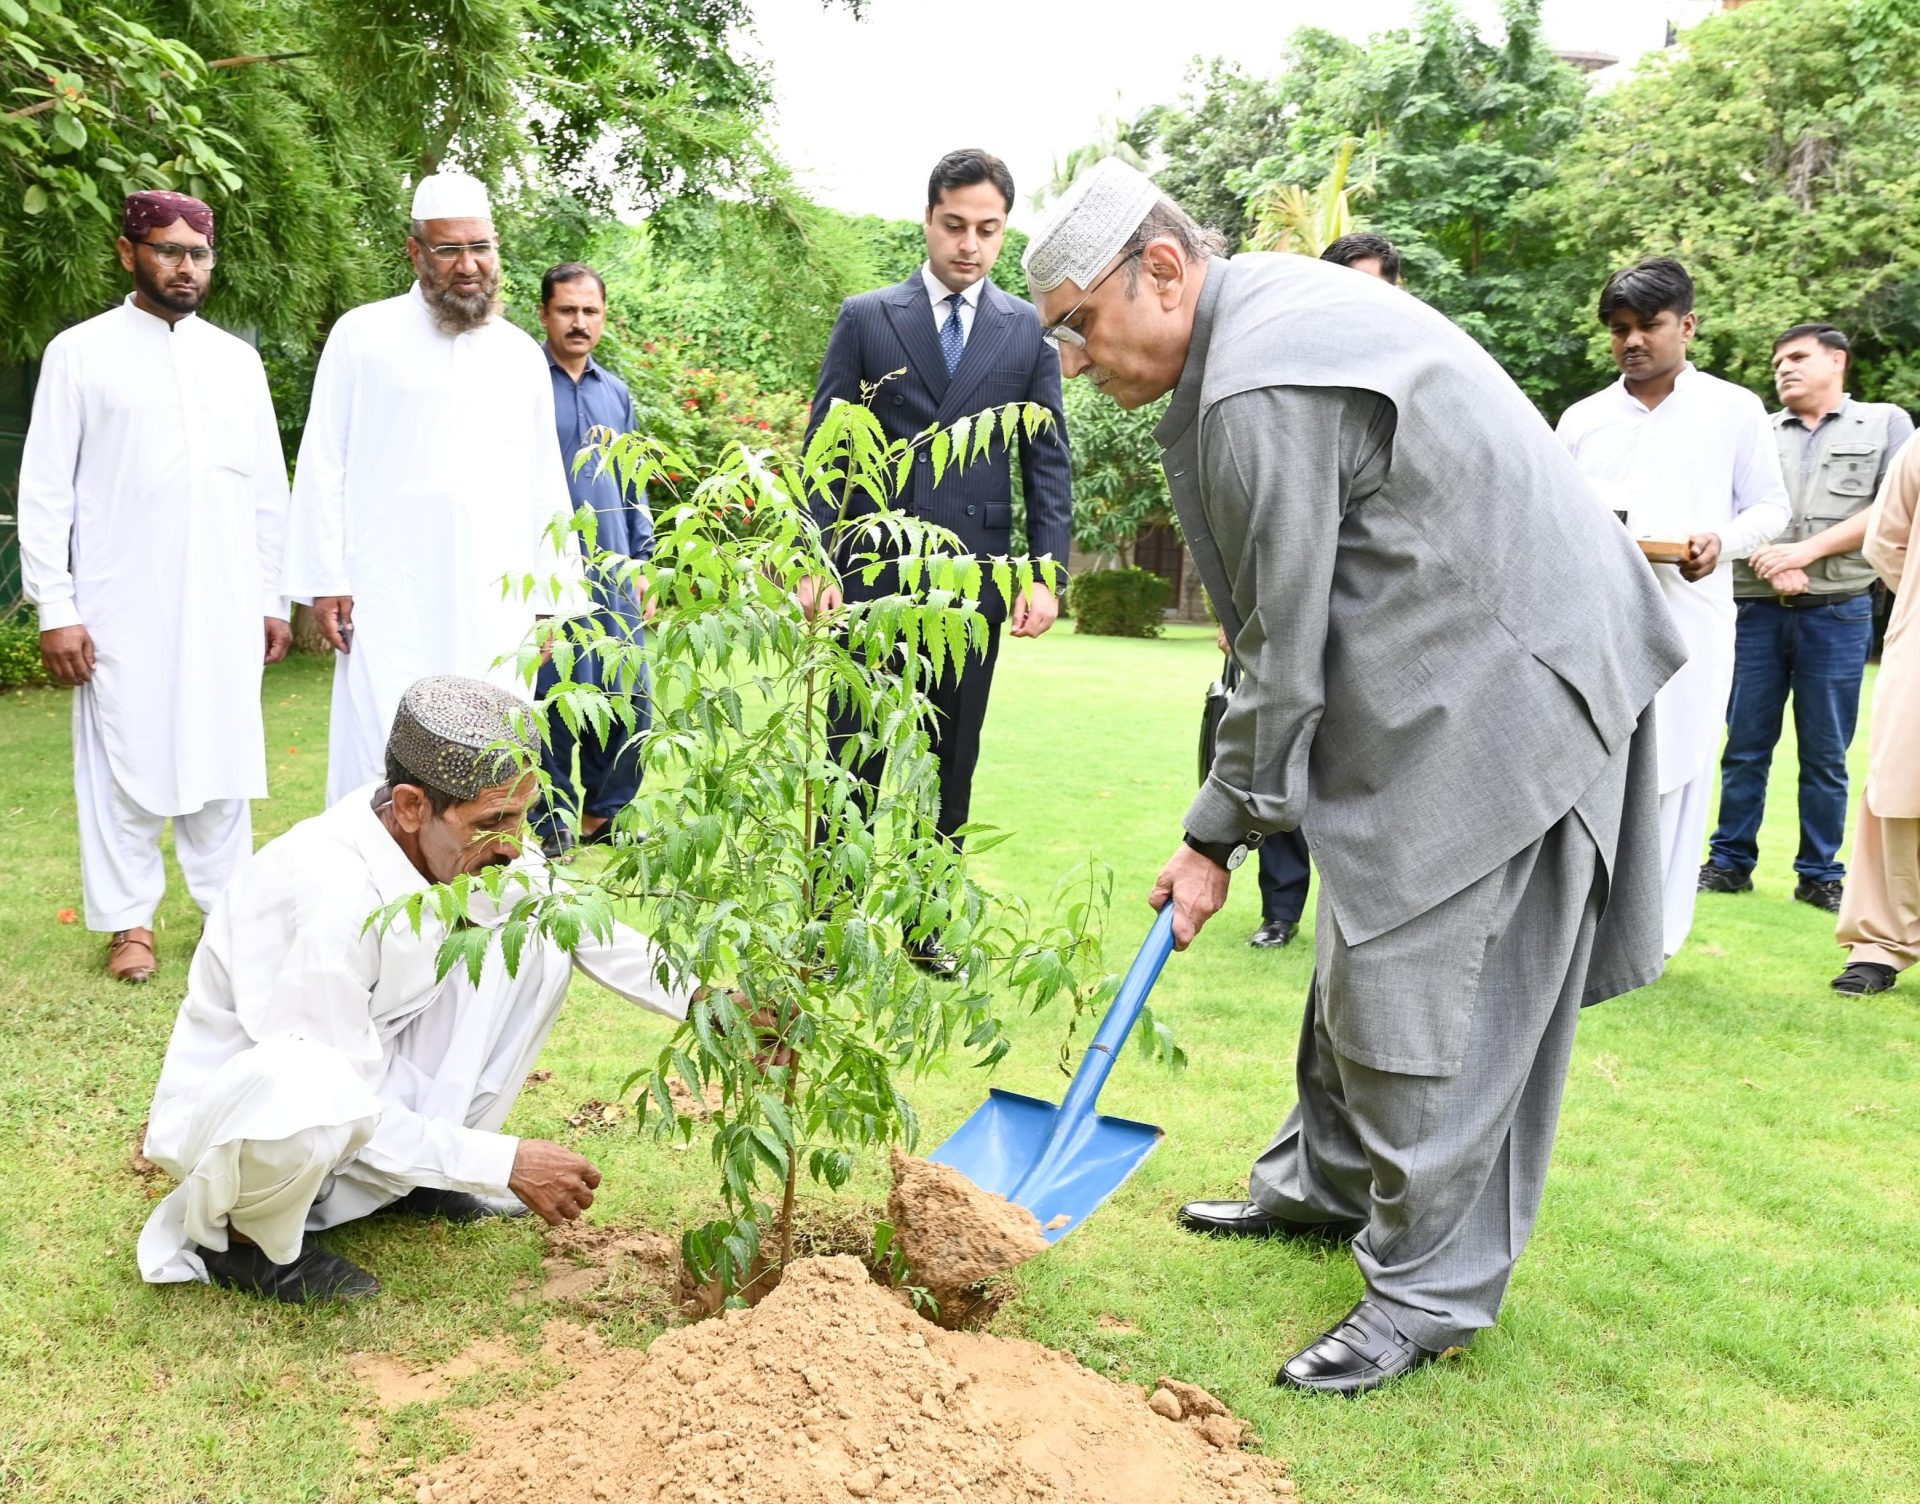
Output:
top-left (410, 171), bottom-right (491, 222)
top-left (1022, 157), bottom-right (1164, 295)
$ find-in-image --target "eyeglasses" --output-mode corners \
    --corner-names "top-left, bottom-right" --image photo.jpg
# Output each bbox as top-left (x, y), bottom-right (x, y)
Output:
top-left (139, 242), bottom-right (216, 269)
top-left (1041, 249), bottom-right (1143, 351)
top-left (422, 240), bottom-right (499, 262)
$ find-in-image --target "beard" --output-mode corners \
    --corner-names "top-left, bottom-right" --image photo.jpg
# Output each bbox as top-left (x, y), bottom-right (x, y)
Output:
top-left (419, 261), bottom-right (500, 334)
top-left (134, 260), bottom-right (206, 316)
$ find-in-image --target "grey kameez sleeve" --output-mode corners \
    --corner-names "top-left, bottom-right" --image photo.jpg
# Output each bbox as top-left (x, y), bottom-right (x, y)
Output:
top-left (1185, 385), bottom-right (1395, 847)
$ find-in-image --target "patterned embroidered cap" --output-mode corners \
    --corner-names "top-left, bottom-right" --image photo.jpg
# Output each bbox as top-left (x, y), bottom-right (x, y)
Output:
top-left (123, 190), bottom-right (215, 245)
top-left (1022, 157), bottom-right (1163, 295)
top-left (386, 676), bottom-right (534, 800)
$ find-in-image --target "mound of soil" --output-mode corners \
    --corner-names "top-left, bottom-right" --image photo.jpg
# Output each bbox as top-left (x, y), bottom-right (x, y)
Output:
top-left (405, 1255), bottom-right (1292, 1504)
top-left (886, 1151), bottom-right (1048, 1324)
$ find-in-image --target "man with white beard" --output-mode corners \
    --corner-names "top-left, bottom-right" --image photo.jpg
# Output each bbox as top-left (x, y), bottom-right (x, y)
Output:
top-left (19, 191), bottom-right (291, 983)
top-left (283, 172), bottom-right (575, 805)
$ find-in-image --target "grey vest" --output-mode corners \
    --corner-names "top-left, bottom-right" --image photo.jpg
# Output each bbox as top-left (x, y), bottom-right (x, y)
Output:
top-left (1734, 401), bottom-right (1900, 597)
top-left (1157, 254), bottom-right (1687, 944)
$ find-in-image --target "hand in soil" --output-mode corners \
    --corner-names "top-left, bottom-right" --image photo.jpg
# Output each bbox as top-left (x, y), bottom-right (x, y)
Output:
top-left (508, 1138), bottom-right (602, 1225)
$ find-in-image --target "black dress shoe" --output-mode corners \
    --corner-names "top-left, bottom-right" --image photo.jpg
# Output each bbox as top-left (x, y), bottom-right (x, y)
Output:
top-left (1176, 1200), bottom-right (1364, 1244)
top-left (1794, 876), bottom-right (1845, 913)
top-left (1832, 961), bottom-right (1896, 995)
top-left (1249, 918), bottom-right (1298, 949)
top-left (1277, 1299), bottom-right (1440, 1396)
top-left (1697, 863), bottom-right (1754, 894)
top-left (378, 1186), bottom-right (530, 1222)
top-left (197, 1240), bottom-right (380, 1304)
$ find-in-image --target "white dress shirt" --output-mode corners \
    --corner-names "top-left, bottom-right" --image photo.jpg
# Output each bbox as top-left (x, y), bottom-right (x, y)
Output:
top-left (1558, 363), bottom-right (1790, 789)
top-left (281, 286), bottom-right (581, 805)
top-left (920, 263), bottom-right (984, 345)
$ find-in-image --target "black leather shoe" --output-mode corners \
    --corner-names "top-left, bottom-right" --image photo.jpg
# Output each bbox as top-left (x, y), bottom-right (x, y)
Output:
top-left (378, 1186), bottom-right (530, 1222)
top-left (1794, 876), bottom-right (1845, 913)
top-left (1277, 1299), bottom-right (1440, 1396)
top-left (1176, 1200), bottom-right (1364, 1244)
top-left (908, 939), bottom-right (959, 979)
top-left (197, 1240), bottom-right (380, 1304)
top-left (1249, 918), bottom-right (1298, 949)
top-left (1697, 863), bottom-right (1754, 895)
top-left (1832, 961), bottom-right (1896, 995)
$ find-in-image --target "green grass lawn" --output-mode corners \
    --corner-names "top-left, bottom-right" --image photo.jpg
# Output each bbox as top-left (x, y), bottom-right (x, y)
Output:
top-left (1, 628), bottom-right (1916, 1503)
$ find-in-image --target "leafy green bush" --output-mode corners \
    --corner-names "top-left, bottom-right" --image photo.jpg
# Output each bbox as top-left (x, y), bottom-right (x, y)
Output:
top-left (1069, 567), bottom-right (1169, 637)
top-left (0, 616), bottom-right (49, 690)
top-left (1063, 383), bottom-right (1173, 566)
top-left (622, 341), bottom-right (812, 470)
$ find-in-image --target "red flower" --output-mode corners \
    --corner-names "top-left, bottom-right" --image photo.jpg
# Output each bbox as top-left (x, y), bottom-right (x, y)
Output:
top-left (57, 907), bottom-right (77, 924)
top-left (684, 399), bottom-right (699, 410)
top-left (757, 420), bottom-right (771, 430)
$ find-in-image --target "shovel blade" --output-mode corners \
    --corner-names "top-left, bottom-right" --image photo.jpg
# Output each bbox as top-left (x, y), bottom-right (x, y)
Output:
top-left (929, 1088), bottom-right (1163, 1244)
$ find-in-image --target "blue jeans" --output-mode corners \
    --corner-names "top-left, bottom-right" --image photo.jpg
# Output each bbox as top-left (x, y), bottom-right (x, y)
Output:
top-left (1708, 593), bottom-right (1874, 883)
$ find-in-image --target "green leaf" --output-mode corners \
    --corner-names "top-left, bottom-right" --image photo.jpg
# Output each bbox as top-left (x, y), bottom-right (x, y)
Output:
top-left (21, 184), bottom-right (47, 216)
top-left (50, 109), bottom-right (86, 152)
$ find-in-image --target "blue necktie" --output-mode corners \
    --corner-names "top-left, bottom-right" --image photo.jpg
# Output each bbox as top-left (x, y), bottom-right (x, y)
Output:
top-left (940, 292), bottom-right (965, 376)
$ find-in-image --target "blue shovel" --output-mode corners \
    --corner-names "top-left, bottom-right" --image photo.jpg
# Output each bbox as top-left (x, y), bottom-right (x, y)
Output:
top-left (929, 904), bottom-right (1176, 1243)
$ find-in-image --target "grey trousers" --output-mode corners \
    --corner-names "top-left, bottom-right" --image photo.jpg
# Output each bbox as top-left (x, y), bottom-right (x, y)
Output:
top-left (1248, 807), bottom-right (1606, 1352)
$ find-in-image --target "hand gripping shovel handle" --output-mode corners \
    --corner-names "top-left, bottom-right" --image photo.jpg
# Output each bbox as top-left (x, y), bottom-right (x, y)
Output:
top-left (1010, 905), bottom-right (1177, 1202)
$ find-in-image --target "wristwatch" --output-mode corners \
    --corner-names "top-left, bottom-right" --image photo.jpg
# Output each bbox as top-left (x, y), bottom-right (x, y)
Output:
top-left (1183, 830), bottom-right (1262, 870)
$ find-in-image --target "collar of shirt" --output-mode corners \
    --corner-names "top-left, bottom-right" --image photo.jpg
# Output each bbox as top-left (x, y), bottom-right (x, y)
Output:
top-left (120, 292), bottom-right (197, 333)
top-left (544, 340), bottom-right (602, 382)
top-left (1611, 360), bottom-right (1700, 414)
top-left (342, 784), bottom-right (435, 907)
top-left (921, 263), bottom-right (985, 324)
top-left (1776, 394), bottom-right (1851, 433)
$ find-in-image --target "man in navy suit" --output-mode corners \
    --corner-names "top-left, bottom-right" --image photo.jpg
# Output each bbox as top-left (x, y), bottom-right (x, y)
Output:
top-left (801, 149), bottom-right (1073, 966)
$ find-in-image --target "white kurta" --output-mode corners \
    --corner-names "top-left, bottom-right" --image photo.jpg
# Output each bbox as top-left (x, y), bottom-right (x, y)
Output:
top-left (17, 297), bottom-right (290, 814)
top-left (1557, 365), bottom-right (1790, 795)
top-left (137, 785), bottom-right (691, 1282)
top-left (281, 288), bottom-right (577, 804)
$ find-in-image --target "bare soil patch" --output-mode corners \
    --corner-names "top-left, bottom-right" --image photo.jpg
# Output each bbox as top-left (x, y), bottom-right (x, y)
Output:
top-left (405, 1254), bottom-right (1293, 1504)
top-left (538, 1220), bottom-right (680, 1320)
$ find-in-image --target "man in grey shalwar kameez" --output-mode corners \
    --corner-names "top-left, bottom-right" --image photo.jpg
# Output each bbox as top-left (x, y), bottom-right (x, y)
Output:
top-left (1024, 161), bottom-right (1687, 1394)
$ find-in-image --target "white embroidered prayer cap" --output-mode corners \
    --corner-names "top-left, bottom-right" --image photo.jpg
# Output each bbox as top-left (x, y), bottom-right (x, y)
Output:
top-left (1022, 157), bottom-right (1164, 295)
top-left (410, 171), bottom-right (492, 222)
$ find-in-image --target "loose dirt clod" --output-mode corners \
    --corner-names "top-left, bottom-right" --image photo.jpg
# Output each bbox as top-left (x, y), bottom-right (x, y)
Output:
top-left (886, 1150), bottom-right (1048, 1325)
top-left (406, 1255), bottom-right (1293, 1503)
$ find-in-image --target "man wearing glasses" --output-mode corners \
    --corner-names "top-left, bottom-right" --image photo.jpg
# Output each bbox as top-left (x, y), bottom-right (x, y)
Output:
top-left (801, 148), bottom-right (1073, 973)
top-left (283, 172), bottom-right (574, 805)
top-left (19, 191), bottom-right (292, 983)
top-left (1026, 160), bottom-right (1685, 1393)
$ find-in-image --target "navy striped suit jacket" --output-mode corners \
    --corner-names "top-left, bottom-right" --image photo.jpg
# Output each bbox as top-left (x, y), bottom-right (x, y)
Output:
top-left (804, 272), bottom-right (1074, 621)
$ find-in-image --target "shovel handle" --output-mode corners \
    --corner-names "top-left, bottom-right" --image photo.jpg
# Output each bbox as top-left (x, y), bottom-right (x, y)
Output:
top-left (1054, 904), bottom-right (1177, 1123)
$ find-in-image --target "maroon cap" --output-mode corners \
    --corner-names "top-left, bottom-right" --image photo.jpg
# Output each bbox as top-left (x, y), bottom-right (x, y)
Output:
top-left (122, 190), bottom-right (214, 245)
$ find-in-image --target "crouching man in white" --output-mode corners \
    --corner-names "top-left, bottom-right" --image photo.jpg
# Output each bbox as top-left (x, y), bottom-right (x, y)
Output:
top-left (137, 675), bottom-right (692, 1303)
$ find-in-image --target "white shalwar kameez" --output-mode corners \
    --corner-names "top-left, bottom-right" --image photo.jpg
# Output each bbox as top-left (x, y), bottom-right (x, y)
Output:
top-left (17, 297), bottom-right (290, 931)
top-left (137, 785), bottom-right (691, 1283)
top-left (282, 288), bottom-right (576, 805)
top-left (1557, 364), bottom-right (1789, 955)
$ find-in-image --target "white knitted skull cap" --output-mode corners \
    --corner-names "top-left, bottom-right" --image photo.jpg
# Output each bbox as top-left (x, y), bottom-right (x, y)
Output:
top-left (1022, 156), bottom-right (1164, 295)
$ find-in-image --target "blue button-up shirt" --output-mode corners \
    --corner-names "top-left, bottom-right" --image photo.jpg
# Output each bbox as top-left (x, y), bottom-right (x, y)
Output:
top-left (547, 343), bottom-right (653, 624)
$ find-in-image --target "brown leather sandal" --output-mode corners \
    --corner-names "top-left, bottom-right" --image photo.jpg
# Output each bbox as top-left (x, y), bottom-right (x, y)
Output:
top-left (107, 927), bottom-right (158, 984)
